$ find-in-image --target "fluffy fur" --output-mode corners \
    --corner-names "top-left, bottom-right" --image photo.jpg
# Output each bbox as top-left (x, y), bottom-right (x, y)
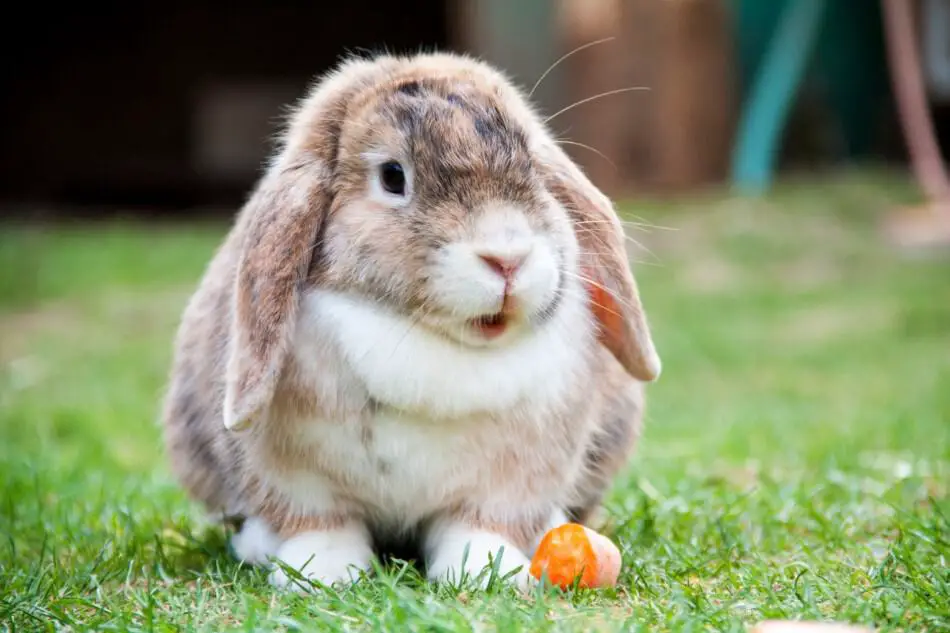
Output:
top-left (161, 51), bottom-right (660, 591)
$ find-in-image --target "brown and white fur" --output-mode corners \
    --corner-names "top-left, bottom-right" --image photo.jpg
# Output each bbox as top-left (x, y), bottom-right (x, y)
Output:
top-left (161, 51), bottom-right (661, 592)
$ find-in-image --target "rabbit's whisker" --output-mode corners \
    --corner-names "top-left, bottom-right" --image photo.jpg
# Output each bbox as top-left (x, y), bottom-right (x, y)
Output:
top-left (529, 36), bottom-right (616, 99)
top-left (544, 87), bottom-right (650, 124)
top-left (561, 286), bottom-right (625, 322)
top-left (561, 270), bottom-right (641, 313)
top-left (571, 217), bottom-right (678, 233)
top-left (572, 224), bottom-right (663, 265)
top-left (555, 139), bottom-right (617, 169)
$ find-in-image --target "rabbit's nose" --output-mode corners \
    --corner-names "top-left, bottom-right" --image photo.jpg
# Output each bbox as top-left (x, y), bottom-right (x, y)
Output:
top-left (477, 252), bottom-right (529, 280)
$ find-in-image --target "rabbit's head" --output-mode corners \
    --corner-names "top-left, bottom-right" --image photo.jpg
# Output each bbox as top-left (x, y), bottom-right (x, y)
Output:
top-left (223, 53), bottom-right (661, 431)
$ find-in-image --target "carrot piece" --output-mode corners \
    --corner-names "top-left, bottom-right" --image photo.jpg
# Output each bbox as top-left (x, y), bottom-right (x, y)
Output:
top-left (529, 523), bottom-right (621, 589)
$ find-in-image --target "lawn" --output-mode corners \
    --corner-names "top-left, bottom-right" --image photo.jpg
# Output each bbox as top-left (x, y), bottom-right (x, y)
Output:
top-left (1, 170), bottom-right (948, 632)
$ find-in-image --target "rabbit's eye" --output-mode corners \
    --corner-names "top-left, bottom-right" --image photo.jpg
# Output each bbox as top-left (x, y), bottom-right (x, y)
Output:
top-left (379, 161), bottom-right (406, 196)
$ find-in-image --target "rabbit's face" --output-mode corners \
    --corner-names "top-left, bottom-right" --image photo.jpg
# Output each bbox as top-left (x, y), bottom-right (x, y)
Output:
top-left (316, 78), bottom-right (579, 348)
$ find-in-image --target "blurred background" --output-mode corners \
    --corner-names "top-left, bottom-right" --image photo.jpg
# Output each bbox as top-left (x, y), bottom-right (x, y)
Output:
top-left (1, 0), bottom-right (948, 215)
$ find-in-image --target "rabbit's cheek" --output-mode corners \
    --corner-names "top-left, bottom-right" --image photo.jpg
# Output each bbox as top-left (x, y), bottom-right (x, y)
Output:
top-left (506, 245), bottom-right (560, 316)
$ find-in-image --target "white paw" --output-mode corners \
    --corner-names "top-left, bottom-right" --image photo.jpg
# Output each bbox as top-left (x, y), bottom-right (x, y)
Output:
top-left (426, 524), bottom-right (533, 591)
top-left (268, 525), bottom-right (374, 592)
top-left (230, 517), bottom-right (280, 566)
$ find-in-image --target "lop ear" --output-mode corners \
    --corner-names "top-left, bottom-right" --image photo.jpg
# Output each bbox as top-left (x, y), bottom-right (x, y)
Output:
top-left (222, 56), bottom-right (397, 431)
top-left (540, 143), bottom-right (661, 382)
top-left (222, 168), bottom-right (331, 431)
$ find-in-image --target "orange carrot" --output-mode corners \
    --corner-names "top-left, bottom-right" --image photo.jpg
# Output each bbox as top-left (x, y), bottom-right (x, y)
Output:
top-left (529, 523), bottom-right (621, 589)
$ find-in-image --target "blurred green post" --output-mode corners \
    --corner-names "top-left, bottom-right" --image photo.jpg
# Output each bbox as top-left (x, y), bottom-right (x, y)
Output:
top-left (731, 0), bottom-right (828, 194)
top-left (730, 0), bottom-right (888, 194)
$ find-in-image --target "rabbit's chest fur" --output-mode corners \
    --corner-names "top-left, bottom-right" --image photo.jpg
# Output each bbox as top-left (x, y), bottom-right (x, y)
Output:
top-left (251, 287), bottom-right (598, 527)
top-left (292, 406), bottom-right (541, 524)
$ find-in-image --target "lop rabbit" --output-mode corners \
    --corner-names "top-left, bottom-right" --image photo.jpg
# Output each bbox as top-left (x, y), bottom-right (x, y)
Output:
top-left (161, 51), bottom-right (660, 591)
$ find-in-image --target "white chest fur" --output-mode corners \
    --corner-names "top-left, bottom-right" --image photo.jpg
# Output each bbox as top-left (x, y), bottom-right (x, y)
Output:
top-left (296, 407), bottom-right (525, 525)
top-left (262, 285), bottom-right (595, 526)
top-left (301, 287), bottom-right (593, 418)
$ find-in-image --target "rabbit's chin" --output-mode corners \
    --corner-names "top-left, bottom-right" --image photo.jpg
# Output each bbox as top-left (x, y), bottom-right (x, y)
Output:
top-left (412, 308), bottom-right (536, 349)
top-left (297, 279), bottom-right (595, 419)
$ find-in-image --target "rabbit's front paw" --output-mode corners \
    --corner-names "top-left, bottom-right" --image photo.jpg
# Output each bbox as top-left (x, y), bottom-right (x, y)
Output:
top-left (230, 517), bottom-right (280, 566)
top-left (269, 525), bottom-right (373, 592)
top-left (426, 523), bottom-right (534, 591)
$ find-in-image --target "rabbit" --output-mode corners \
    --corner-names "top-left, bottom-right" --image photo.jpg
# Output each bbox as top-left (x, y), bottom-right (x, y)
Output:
top-left (160, 51), bottom-right (661, 592)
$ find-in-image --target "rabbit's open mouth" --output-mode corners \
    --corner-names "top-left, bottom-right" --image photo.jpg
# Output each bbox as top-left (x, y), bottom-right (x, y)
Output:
top-left (469, 312), bottom-right (509, 339)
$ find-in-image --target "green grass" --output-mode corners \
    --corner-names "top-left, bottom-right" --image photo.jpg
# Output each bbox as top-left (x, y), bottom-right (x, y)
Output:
top-left (1, 170), bottom-right (948, 632)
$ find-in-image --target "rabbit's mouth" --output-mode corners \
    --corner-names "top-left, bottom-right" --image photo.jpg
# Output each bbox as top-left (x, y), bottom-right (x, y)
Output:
top-left (469, 312), bottom-right (509, 339)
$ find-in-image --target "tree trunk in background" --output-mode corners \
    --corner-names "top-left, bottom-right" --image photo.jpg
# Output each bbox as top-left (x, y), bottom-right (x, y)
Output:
top-left (555, 0), bottom-right (633, 195)
top-left (648, 0), bottom-right (738, 193)
top-left (550, 0), bottom-right (739, 196)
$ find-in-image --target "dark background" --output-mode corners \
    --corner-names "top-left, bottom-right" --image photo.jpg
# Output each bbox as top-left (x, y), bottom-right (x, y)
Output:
top-left (2, 1), bottom-right (947, 218)
top-left (0, 2), bottom-right (448, 216)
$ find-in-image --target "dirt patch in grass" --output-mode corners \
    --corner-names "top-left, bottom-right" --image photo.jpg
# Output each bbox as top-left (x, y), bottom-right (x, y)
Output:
top-left (0, 285), bottom-right (193, 363)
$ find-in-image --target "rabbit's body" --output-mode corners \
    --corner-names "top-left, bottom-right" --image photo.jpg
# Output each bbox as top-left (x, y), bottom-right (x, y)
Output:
top-left (162, 52), bottom-right (658, 591)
